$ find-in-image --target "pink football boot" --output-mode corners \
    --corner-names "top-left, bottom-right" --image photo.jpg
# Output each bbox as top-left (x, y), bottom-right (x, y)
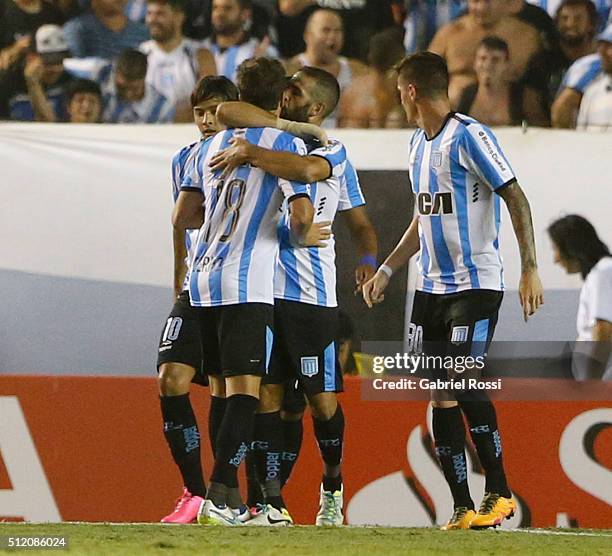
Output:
top-left (161, 488), bottom-right (204, 524)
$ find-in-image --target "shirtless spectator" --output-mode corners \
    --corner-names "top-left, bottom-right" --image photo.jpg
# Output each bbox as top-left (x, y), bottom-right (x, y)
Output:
top-left (337, 28), bottom-right (406, 128)
top-left (429, 0), bottom-right (541, 106)
top-left (456, 36), bottom-right (550, 126)
top-left (140, 0), bottom-right (216, 121)
top-left (552, 23), bottom-right (612, 129)
top-left (285, 8), bottom-right (368, 127)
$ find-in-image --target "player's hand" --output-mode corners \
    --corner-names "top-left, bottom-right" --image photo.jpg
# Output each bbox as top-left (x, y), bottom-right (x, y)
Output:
top-left (518, 267), bottom-right (544, 321)
top-left (354, 263), bottom-right (376, 295)
top-left (300, 221), bottom-right (332, 247)
top-left (362, 270), bottom-right (389, 308)
top-left (209, 137), bottom-right (253, 177)
top-left (278, 119), bottom-right (328, 145)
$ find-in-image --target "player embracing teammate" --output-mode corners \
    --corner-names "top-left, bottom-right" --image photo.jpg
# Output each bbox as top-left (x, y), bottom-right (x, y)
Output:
top-left (363, 52), bottom-right (544, 530)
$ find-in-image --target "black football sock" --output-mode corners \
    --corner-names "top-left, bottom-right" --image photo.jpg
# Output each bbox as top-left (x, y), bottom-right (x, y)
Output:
top-left (245, 451), bottom-right (264, 507)
top-left (432, 405), bottom-right (474, 510)
top-left (459, 396), bottom-right (511, 498)
top-left (208, 395), bottom-right (227, 456)
top-left (313, 404), bottom-right (344, 492)
top-left (210, 394), bottom-right (259, 505)
top-left (160, 394), bottom-right (206, 498)
top-left (281, 417), bottom-right (303, 487)
top-left (253, 411), bottom-right (284, 509)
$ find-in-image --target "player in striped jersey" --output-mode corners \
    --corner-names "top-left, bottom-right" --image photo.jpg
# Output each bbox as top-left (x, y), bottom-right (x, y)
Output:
top-left (210, 67), bottom-right (378, 525)
top-left (363, 53), bottom-right (544, 530)
top-left (174, 57), bottom-right (319, 526)
top-left (156, 76), bottom-right (239, 524)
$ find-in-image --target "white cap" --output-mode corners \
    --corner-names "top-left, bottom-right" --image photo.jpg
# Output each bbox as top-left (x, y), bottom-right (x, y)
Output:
top-left (35, 25), bottom-right (69, 58)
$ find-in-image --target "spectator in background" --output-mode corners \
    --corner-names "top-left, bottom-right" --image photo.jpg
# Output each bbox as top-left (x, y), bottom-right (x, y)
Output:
top-left (0, 0), bottom-right (64, 70)
top-left (337, 28), bottom-right (406, 128)
top-left (277, 0), bottom-right (395, 60)
top-left (429, 0), bottom-right (541, 106)
top-left (528, 0), bottom-right (610, 32)
top-left (63, 0), bottom-right (149, 59)
top-left (140, 0), bottom-right (216, 121)
top-left (65, 77), bottom-right (103, 121)
top-left (201, 0), bottom-right (277, 82)
top-left (548, 215), bottom-right (612, 380)
top-left (552, 23), bottom-right (612, 128)
top-left (64, 48), bottom-right (175, 122)
top-left (285, 9), bottom-right (368, 127)
top-left (456, 36), bottom-right (550, 126)
top-left (401, 0), bottom-right (466, 54)
top-left (0, 24), bottom-right (74, 120)
top-left (556, 0), bottom-right (598, 68)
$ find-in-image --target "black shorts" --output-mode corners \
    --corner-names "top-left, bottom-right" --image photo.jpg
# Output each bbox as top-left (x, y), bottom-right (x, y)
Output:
top-left (199, 302), bottom-right (274, 378)
top-left (409, 289), bottom-right (503, 380)
top-left (156, 291), bottom-right (208, 387)
top-left (268, 299), bottom-right (343, 397)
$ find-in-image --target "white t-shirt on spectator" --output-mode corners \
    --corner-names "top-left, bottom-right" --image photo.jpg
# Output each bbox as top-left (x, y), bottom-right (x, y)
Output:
top-left (576, 72), bottom-right (612, 131)
top-left (577, 257), bottom-right (612, 340)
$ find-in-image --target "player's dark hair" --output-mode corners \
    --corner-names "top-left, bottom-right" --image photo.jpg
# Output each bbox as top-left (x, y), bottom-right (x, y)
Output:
top-left (479, 36), bottom-right (510, 57)
top-left (556, 0), bottom-right (598, 29)
top-left (395, 52), bottom-right (449, 98)
top-left (296, 66), bottom-right (340, 118)
top-left (548, 215), bottom-right (611, 278)
top-left (67, 78), bottom-right (102, 103)
top-left (116, 49), bottom-right (148, 80)
top-left (368, 28), bottom-right (405, 73)
top-left (236, 57), bottom-right (287, 111)
top-left (190, 75), bottom-right (239, 107)
top-left (146, 0), bottom-right (187, 12)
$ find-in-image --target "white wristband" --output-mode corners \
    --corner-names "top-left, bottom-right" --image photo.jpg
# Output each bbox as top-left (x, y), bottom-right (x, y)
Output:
top-left (379, 264), bottom-right (393, 278)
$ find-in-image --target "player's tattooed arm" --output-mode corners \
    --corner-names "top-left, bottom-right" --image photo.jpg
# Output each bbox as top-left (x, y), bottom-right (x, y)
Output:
top-left (210, 137), bottom-right (330, 183)
top-left (497, 181), bottom-right (544, 320)
top-left (340, 207), bottom-right (378, 293)
top-left (363, 216), bottom-right (420, 308)
top-left (216, 101), bottom-right (328, 144)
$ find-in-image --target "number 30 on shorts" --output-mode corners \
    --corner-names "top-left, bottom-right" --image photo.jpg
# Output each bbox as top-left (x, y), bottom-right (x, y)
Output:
top-left (162, 317), bottom-right (183, 342)
top-left (406, 323), bottom-right (423, 354)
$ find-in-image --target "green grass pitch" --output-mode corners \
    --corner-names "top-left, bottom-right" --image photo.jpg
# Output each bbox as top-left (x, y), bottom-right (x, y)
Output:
top-left (0, 524), bottom-right (610, 555)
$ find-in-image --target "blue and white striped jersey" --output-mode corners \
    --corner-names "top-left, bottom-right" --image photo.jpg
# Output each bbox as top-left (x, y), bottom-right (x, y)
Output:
top-left (172, 139), bottom-right (203, 291)
top-left (274, 139), bottom-right (365, 308)
top-left (63, 57), bottom-right (175, 123)
top-left (527, 0), bottom-right (610, 32)
top-left (185, 128), bottom-right (310, 307)
top-left (561, 53), bottom-right (602, 93)
top-left (409, 113), bottom-right (516, 294)
top-left (200, 37), bottom-right (278, 83)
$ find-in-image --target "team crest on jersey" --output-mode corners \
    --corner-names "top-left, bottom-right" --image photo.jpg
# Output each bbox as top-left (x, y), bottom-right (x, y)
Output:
top-left (451, 326), bottom-right (469, 345)
top-left (301, 356), bottom-right (319, 377)
top-left (431, 151), bottom-right (443, 168)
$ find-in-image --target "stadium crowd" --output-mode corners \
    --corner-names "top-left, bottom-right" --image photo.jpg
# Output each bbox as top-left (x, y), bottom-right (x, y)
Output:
top-left (0, 0), bottom-right (611, 128)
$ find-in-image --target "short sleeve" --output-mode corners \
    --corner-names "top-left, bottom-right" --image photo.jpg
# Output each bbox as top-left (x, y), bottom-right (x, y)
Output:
top-left (561, 55), bottom-right (602, 94)
top-left (338, 159), bottom-right (365, 211)
top-left (591, 264), bottom-right (612, 324)
top-left (180, 139), bottom-right (212, 193)
top-left (309, 140), bottom-right (347, 179)
top-left (459, 123), bottom-right (516, 191)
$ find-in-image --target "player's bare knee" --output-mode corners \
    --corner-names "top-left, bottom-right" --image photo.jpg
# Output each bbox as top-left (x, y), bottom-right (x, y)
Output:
top-left (281, 410), bottom-right (304, 422)
top-left (309, 392), bottom-right (337, 421)
top-left (257, 383), bottom-right (283, 413)
top-left (158, 363), bottom-right (194, 396)
top-left (209, 375), bottom-right (226, 398)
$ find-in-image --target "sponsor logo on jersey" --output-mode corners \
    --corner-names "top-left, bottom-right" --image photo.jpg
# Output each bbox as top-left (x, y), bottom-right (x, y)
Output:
top-left (478, 130), bottom-right (507, 172)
